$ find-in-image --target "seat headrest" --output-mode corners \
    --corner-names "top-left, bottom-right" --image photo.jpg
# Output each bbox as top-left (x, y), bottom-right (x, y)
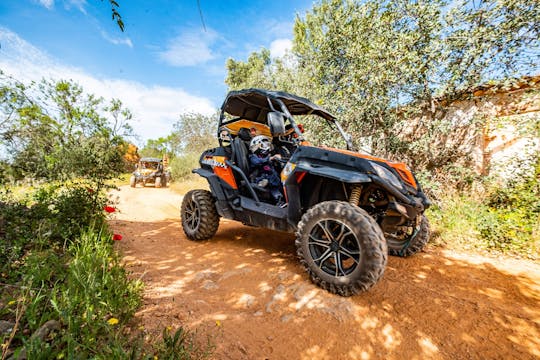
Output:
top-left (237, 127), bottom-right (252, 141)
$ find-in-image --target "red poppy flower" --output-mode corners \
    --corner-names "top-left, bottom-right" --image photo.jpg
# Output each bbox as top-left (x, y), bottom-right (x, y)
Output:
top-left (104, 206), bottom-right (116, 213)
top-left (86, 188), bottom-right (95, 193)
top-left (112, 234), bottom-right (123, 241)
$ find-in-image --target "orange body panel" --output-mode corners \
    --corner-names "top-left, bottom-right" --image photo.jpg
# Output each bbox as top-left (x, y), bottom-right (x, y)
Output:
top-left (214, 166), bottom-right (237, 189)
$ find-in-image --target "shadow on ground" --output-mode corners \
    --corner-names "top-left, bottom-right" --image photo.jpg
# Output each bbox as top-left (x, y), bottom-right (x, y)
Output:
top-left (110, 217), bottom-right (540, 360)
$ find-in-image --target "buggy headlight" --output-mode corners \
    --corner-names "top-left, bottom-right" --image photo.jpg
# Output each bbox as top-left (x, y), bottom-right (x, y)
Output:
top-left (371, 163), bottom-right (404, 190)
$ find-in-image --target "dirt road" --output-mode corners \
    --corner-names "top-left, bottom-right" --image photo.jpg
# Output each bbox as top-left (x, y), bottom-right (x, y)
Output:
top-left (109, 185), bottom-right (540, 360)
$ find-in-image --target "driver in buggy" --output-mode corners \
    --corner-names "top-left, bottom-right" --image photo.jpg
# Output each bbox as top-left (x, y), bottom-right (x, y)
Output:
top-left (248, 135), bottom-right (286, 207)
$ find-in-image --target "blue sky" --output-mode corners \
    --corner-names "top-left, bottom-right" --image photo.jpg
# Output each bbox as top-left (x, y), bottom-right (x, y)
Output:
top-left (0, 0), bottom-right (313, 145)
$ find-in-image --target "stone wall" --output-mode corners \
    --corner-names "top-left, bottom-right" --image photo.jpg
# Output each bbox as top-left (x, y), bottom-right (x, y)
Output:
top-left (421, 76), bottom-right (540, 179)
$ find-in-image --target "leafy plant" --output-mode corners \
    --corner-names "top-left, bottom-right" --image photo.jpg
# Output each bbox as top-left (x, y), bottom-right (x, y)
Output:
top-left (0, 74), bottom-right (133, 188)
top-left (153, 327), bottom-right (214, 360)
top-left (170, 153), bottom-right (201, 180)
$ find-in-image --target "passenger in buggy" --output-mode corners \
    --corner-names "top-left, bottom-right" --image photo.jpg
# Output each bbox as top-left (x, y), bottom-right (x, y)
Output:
top-left (248, 135), bottom-right (286, 207)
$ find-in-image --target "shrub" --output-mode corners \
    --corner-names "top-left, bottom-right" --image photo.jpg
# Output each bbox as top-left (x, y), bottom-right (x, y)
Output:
top-left (476, 159), bottom-right (540, 254)
top-left (170, 153), bottom-right (201, 181)
top-left (427, 158), bottom-right (540, 258)
top-left (0, 182), bottom-right (107, 282)
top-left (0, 182), bottom-right (141, 358)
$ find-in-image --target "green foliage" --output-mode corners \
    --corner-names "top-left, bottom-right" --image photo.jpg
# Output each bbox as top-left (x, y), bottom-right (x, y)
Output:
top-left (0, 73), bottom-right (133, 187)
top-left (0, 183), bottom-right (107, 283)
top-left (0, 181), bottom-right (146, 358)
top-left (171, 112), bottom-right (218, 155)
top-left (225, 0), bottom-right (539, 174)
top-left (153, 327), bottom-right (214, 360)
top-left (170, 153), bottom-right (201, 180)
top-left (476, 158), bottom-right (540, 253)
top-left (428, 159), bottom-right (539, 257)
top-left (106, 0), bottom-right (125, 31)
top-left (226, 49), bottom-right (273, 90)
top-left (40, 229), bottom-right (142, 358)
top-left (140, 136), bottom-right (176, 159)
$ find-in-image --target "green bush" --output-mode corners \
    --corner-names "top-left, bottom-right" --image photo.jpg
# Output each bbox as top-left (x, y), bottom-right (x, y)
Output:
top-left (170, 153), bottom-right (201, 181)
top-left (476, 160), bottom-right (540, 254)
top-left (427, 159), bottom-right (539, 258)
top-left (0, 183), bottom-right (141, 358)
top-left (1, 181), bottom-right (212, 359)
top-left (0, 182), bottom-right (107, 282)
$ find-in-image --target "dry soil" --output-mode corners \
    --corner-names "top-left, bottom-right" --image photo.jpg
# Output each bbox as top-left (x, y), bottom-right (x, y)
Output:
top-left (109, 185), bottom-right (540, 360)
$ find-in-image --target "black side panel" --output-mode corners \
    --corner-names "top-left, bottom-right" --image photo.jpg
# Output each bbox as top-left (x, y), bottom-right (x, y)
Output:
top-left (235, 196), bottom-right (294, 233)
top-left (285, 183), bottom-right (302, 225)
top-left (296, 161), bottom-right (371, 183)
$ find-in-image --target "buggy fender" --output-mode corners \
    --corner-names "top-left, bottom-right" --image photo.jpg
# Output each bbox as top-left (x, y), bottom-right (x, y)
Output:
top-left (192, 168), bottom-right (228, 200)
top-left (192, 168), bottom-right (236, 219)
top-left (296, 162), bottom-right (372, 183)
top-left (192, 168), bottom-right (214, 179)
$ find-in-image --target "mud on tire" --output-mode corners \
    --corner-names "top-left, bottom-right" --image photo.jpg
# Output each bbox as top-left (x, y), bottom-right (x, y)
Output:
top-left (388, 214), bottom-right (430, 257)
top-left (295, 201), bottom-right (387, 296)
top-left (181, 189), bottom-right (220, 241)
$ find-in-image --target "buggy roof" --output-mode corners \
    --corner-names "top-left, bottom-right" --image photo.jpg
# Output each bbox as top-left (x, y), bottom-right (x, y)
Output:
top-left (139, 157), bottom-right (162, 162)
top-left (221, 88), bottom-right (336, 124)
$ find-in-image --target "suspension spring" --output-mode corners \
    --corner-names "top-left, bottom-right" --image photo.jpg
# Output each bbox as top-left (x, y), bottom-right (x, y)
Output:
top-left (349, 185), bottom-right (362, 206)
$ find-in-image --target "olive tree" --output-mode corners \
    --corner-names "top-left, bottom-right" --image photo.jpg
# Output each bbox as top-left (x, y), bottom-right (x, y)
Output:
top-left (225, 0), bottom-right (539, 179)
top-left (0, 73), bottom-right (133, 185)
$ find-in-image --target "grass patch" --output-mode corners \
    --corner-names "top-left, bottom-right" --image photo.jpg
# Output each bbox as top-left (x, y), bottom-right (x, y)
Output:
top-left (1, 182), bottom-right (213, 359)
top-left (427, 190), bottom-right (539, 259)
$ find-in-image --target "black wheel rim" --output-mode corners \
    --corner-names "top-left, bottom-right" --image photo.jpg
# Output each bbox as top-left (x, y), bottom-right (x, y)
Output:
top-left (308, 219), bottom-right (361, 277)
top-left (184, 198), bottom-right (200, 231)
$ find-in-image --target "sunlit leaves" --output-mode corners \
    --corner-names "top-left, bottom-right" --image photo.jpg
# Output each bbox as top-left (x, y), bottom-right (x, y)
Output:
top-left (0, 75), bottom-right (133, 184)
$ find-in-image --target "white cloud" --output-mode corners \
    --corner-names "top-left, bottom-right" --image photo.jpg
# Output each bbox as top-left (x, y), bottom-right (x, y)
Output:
top-left (36, 0), bottom-right (88, 14)
top-left (37, 0), bottom-right (55, 9)
top-left (0, 27), bottom-right (215, 145)
top-left (65, 0), bottom-right (87, 14)
top-left (269, 38), bottom-right (292, 58)
top-left (100, 30), bottom-right (133, 48)
top-left (159, 28), bottom-right (218, 67)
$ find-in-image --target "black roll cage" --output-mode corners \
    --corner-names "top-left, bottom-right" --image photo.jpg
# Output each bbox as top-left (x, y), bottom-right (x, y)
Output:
top-left (217, 88), bottom-right (354, 150)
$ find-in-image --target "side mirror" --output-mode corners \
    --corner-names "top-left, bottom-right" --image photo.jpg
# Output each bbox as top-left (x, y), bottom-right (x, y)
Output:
top-left (267, 112), bottom-right (286, 136)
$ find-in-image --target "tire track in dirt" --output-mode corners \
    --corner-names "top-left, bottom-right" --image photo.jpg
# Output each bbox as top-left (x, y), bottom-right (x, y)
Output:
top-left (110, 185), bottom-right (540, 360)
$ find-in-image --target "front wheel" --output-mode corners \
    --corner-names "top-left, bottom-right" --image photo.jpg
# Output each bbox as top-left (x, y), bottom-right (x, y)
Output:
top-left (129, 176), bottom-right (136, 188)
top-left (296, 201), bottom-right (387, 296)
top-left (181, 190), bottom-right (220, 241)
top-left (155, 176), bottom-right (162, 188)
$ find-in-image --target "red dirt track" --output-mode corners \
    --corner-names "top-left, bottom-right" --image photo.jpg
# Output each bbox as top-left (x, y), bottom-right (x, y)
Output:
top-left (110, 185), bottom-right (540, 360)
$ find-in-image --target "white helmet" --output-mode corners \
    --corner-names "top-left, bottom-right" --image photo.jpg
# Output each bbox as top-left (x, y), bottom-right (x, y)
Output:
top-left (249, 135), bottom-right (273, 154)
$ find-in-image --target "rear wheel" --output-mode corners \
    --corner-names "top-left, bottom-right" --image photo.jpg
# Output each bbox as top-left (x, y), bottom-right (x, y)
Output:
top-left (129, 176), bottom-right (136, 188)
top-left (388, 215), bottom-right (430, 257)
top-left (296, 201), bottom-right (387, 296)
top-left (155, 176), bottom-right (162, 188)
top-left (181, 190), bottom-right (219, 241)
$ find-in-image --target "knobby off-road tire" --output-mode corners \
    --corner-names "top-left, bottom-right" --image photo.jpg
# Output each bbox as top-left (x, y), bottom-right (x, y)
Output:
top-left (296, 201), bottom-right (387, 296)
top-left (155, 176), bottom-right (162, 188)
top-left (129, 176), bottom-right (136, 188)
top-left (388, 214), bottom-right (430, 257)
top-left (181, 190), bottom-right (219, 241)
